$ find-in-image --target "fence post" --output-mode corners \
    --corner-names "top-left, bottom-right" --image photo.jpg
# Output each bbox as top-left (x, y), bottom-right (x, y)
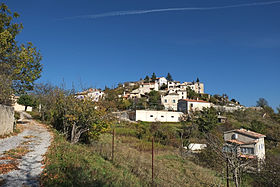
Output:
top-left (226, 158), bottom-right (229, 187)
top-left (112, 128), bottom-right (115, 162)
top-left (152, 136), bottom-right (154, 186)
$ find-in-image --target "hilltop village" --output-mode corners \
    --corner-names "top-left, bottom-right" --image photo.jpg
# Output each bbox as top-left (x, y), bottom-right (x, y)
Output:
top-left (76, 73), bottom-right (246, 122)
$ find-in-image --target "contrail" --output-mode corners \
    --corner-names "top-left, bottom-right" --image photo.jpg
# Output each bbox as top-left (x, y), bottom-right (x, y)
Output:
top-left (60, 1), bottom-right (280, 20)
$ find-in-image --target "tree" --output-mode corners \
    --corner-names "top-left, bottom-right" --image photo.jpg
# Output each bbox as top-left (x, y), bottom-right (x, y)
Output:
top-left (0, 3), bottom-right (42, 99)
top-left (151, 72), bottom-right (156, 82)
top-left (204, 133), bottom-right (258, 187)
top-left (195, 107), bottom-right (218, 134)
top-left (256, 98), bottom-right (268, 108)
top-left (166, 73), bottom-right (173, 81)
top-left (144, 75), bottom-right (150, 83)
top-left (250, 120), bottom-right (265, 134)
top-left (17, 94), bottom-right (35, 111)
top-left (186, 86), bottom-right (198, 100)
top-left (148, 90), bottom-right (163, 110)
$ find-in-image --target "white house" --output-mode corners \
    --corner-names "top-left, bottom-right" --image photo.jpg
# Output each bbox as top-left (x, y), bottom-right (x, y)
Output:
top-left (184, 143), bottom-right (207, 153)
top-left (223, 129), bottom-right (266, 160)
top-left (135, 110), bottom-right (183, 122)
top-left (155, 77), bottom-right (168, 87)
top-left (161, 93), bottom-right (179, 111)
top-left (167, 81), bottom-right (181, 90)
top-left (177, 99), bottom-right (211, 113)
top-left (161, 90), bottom-right (187, 111)
top-left (139, 82), bottom-right (159, 92)
top-left (166, 81), bottom-right (204, 94)
top-left (76, 88), bottom-right (104, 102)
top-left (168, 89), bottom-right (187, 100)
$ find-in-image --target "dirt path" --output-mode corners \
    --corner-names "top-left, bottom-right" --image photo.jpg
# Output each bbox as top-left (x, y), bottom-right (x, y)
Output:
top-left (0, 112), bottom-right (52, 187)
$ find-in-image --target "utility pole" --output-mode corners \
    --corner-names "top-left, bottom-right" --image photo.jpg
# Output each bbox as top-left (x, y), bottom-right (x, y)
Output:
top-left (152, 137), bottom-right (154, 186)
top-left (112, 128), bottom-right (115, 162)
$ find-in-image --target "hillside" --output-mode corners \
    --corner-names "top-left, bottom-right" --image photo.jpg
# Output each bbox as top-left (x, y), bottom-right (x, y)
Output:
top-left (41, 128), bottom-right (227, 186)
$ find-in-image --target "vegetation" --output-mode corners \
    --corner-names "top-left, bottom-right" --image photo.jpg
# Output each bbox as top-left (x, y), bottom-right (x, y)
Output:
top-left (17, 94), bottom-right (36, 111)
top-left (0, 3), bottom-right (42, 105)
top-left (31, 84), bottom-right (111, 144)
top-left (148, 90), bottom-right (164, 110)
top-left (256, 97), bottom-right (269, 108)
top-left (166, 72), bottom-right (173, 81)
top-left (151, 72), bottom-right (156, 82)
top-left (41, 125), bottom-right (226, 186)
top-left (144, 75), bottom-right (150, 83)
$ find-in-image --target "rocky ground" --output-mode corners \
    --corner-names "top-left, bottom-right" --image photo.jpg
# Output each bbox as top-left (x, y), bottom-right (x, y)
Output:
top-left (0, 112), bottom-right (52, 187)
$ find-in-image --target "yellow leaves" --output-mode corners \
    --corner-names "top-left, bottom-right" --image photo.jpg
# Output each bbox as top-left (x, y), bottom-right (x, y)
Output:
top-left (0, 30), bottom-right (12, 54)
top-left (65, 114), bottom-right (76, 122)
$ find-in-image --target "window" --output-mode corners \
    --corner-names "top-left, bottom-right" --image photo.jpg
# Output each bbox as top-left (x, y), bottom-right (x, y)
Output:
top-left (231, 134), bottom-right (238, 140)
top-left (150, 115), bottom-right (153, 117)
top-left (171, 116), bottom-right (174, 118)
top-left (190, 104), bottom-right (193, 107)
top-left (161, 115), bottom-right (164, 118)
top-left (241, 147), bottom-right (254, 155)
top-left (164, 99), bottom-right (167, 103)
top-left (173, 99), bottom-right (176, 103)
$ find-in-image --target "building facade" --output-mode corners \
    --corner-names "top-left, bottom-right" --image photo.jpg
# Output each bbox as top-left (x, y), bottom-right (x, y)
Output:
top-left (177, 99), bottom-right (211, 113)
top-left (223, 129), bottom-right (266, 160)
top-left (76, 88), bottom-right (104, 102)
top-left (135, 110), bottom-right (183, 122)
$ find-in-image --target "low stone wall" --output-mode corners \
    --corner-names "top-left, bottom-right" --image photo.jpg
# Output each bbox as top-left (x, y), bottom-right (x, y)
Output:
top-left (0, 104), bottom-right (14, 136)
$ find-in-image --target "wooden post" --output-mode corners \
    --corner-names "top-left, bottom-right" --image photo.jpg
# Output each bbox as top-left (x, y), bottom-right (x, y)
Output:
top-left (227, 158), bottom-right (229, 187)
top-left (152, 137), bottom-right (154, 186)
top-left (112, 128), bottom-right (115, 162)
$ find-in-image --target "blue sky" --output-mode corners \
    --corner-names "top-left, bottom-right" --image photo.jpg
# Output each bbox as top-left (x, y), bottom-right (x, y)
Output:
top-left (5, 0), bottom-right (280, 109)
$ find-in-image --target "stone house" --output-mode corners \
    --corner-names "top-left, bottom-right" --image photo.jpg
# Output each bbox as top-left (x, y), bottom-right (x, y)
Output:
top-left (223, 129), bottom-right (266, 160)
top-left (161, 90), bottom-right (187, 111)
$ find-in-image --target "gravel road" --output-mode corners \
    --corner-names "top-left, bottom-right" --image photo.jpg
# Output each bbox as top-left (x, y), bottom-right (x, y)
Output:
top-left (0, 112), bottom-right (52, 187)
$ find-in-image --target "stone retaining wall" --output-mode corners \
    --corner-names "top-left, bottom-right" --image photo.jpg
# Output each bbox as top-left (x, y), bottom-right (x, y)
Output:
top-left (0, 104), bottom-right (14, 136)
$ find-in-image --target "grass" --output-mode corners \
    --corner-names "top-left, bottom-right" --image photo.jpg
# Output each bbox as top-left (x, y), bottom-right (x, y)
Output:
top-left (40, 132), bottom-right (143, 187)
top-left (41, 129), bottom-right (226, 187)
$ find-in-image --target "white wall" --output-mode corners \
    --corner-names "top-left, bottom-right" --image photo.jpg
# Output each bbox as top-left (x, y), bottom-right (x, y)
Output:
top-left (187, 101), bottom-right (211, 113)
top-left (136, 110), bottom-right (183, 122)
top-left (255, 138), bottom-right (265, 160)
top-left (13, 102), bottom-right (32, 112)
top-left (161, 94), bottom-right (179, 111)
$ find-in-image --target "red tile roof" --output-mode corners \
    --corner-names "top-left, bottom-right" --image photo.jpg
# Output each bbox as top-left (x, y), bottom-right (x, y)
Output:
top-left (239, 154), bottom-right (256, 159)
top-left (181, 99), bottom-right (209, 103)
top-left (225, 129), bottom-right (266, 139)
top-left (227, 139), bottom-right (245, 145)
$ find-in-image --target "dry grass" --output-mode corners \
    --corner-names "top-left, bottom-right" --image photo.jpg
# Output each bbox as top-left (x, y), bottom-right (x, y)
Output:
top-left (90, 134), bottom-right (225, 186)
top-left (3, 146), bottom-right (30, 159)
top-left (23, 135), bottom-right (36, 139)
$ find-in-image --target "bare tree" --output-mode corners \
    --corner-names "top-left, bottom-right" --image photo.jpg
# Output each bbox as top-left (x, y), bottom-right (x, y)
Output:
top-left (205, 134), bottom-right (257, 187)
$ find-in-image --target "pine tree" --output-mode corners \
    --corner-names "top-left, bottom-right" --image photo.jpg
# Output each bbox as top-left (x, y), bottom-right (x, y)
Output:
top-left (144, 75), bottom-right (150, 83)
top-left (151, 72), bottom-right (156, 82)
top-left (166, 73), bottom-right (173, 81)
